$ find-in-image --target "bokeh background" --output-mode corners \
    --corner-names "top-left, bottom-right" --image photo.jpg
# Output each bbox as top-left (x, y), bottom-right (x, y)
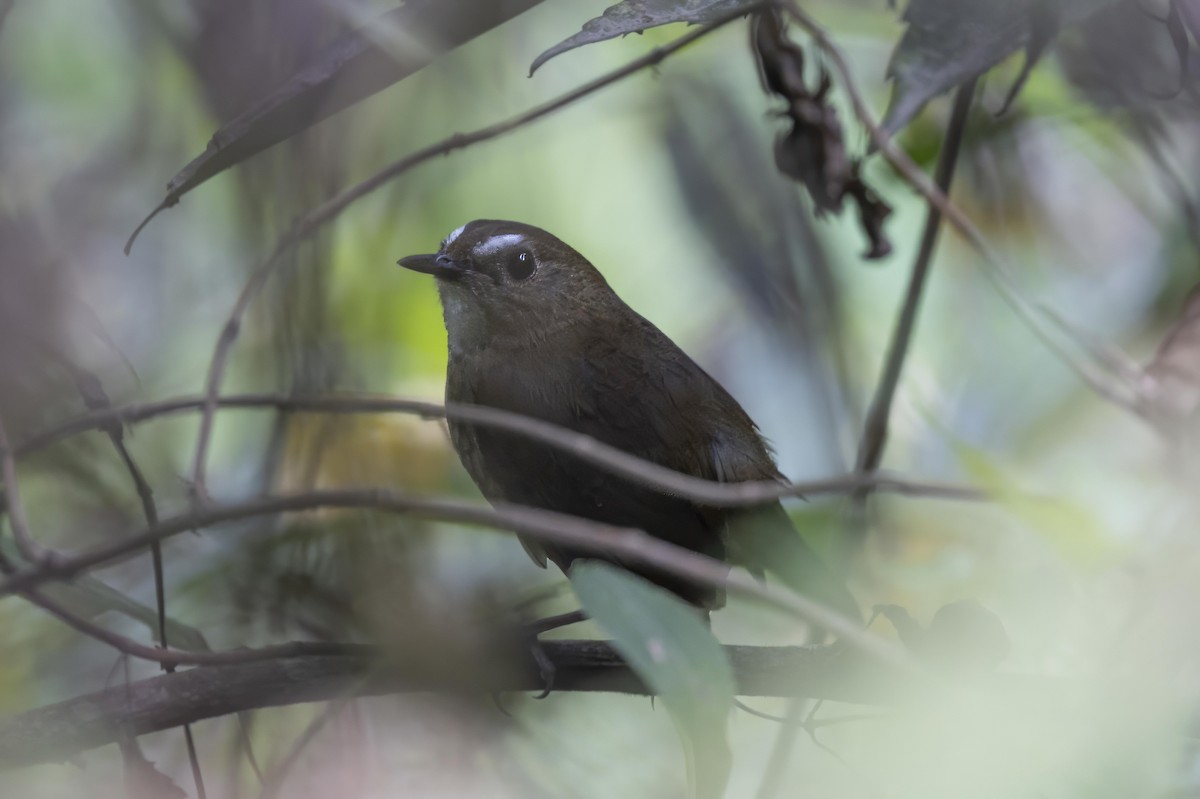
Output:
top-left (1, 0), bottom-right (1199, 796)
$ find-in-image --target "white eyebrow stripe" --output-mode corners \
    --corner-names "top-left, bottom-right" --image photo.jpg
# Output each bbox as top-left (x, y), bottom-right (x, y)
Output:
top-left (441, 224), bottom-right (467, 248)
top-left (472, 233), bottom-right (525, 256)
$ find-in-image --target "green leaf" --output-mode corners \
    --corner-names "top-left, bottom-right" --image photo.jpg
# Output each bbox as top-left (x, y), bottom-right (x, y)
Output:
top-left (570, 561), bottom-right (734, 799)
top-left (530, 0), bottom-right (759, 76)
top-left (883, 0), bottom-right (1118, 135)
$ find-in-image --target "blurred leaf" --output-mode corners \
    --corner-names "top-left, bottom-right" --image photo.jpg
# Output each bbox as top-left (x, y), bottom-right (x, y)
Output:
top-left (873, 602), bottom-right (924, 646)
top-left (875, 599), bottom-right (1010, 673)
top-left (530, 0), bottom-right (758, 75)
top-left (661, 76), bottom-right (836, 325)
top-left (129, 0), bottom-right (546, 251)
top-left (995, 2), bottom-right (1062, 115)
top-left (1059, 0), bottom-right (1199, 110)
top-left (570, 561), bottom-right (734, 799)
top-left (883, 0), bottom-right (1118, 135)
top-left (954, 444), bottom-right (1112, 565)
top-left (727, 504), bottom-right (861, 623)
top-left (925, 599), bottom-right (1010, 671)
top-left (786, 504), bottom-right (844, 564)
top-left (0, 541), bottom-right (210, 651)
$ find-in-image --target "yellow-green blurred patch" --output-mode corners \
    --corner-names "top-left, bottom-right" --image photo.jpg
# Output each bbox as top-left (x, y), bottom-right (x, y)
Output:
top-left (953, 441), bottom-right (1115, 568)
top-left (276, 411), bottom-right (455, 501)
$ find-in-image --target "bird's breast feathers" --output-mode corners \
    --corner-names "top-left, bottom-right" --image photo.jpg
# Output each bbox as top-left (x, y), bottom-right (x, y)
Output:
top-left (446, 328), bottom-right (779, 487)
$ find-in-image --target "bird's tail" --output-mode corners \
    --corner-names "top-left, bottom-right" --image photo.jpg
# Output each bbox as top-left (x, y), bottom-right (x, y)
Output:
top-left (726, 503), bottom-right (862, 626)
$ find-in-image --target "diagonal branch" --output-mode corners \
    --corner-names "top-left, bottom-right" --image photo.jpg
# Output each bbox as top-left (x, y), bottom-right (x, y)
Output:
top-left (18, 393), bottom-right (986, 506)
top-left (187, 3), bottom-right (769, 501)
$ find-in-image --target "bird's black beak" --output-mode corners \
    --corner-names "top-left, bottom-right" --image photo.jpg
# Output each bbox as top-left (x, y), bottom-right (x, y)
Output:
top-left (397, 253), bottom-right (468, 280)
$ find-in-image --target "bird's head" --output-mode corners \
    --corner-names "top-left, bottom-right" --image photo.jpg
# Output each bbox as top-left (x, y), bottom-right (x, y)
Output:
top-left (398, 220), bottom-right (613, 352)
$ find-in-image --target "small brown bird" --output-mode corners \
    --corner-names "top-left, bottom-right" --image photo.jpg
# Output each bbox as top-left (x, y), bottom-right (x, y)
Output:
top-left (399, 220), bottom-right (857, 619)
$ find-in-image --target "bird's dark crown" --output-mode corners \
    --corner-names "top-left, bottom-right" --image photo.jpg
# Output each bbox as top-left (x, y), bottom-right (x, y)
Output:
top-left (397, 220), bottom-right (622, 352)
top-left (398, 220), bottom-right (606, 296)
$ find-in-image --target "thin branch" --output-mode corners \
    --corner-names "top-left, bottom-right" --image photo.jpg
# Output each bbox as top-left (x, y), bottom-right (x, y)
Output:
top-left (18, 393), bottom-right (987, 506)
top-left (187, 2), bottom-right (769, 500)
top-left (109, 429), bottom-right (209, 798)
top-left (60, 378), bottom-right (169, 636)
top-left (781, 2), bottom-right (1147, 415)
top-left (0, 488), bottom-right (915, 671)
top-left (855, 77), bottom-right (977, 475)
top-left (0, 641), bottom-right (1059, 771)
top-left (109, 441), bottom-right (168, 638)
top-left (182, 725), bottom-right (208, 799)
top-left (53, 360), bottom-right (211, 797)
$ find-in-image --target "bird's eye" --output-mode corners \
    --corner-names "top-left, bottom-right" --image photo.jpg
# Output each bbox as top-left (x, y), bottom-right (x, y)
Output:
top-left (505, 249), bottom-right (536, 281)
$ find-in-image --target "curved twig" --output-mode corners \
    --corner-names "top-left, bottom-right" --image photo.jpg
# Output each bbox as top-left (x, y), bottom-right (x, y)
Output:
top-left (0, 487), bottom-right (915, 671)
top-left (19, 393), bottom-right (986, 506)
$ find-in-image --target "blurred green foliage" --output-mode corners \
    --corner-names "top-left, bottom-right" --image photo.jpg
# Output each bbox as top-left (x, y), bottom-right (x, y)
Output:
top-left (1, 0), bottom-right (1199, 797)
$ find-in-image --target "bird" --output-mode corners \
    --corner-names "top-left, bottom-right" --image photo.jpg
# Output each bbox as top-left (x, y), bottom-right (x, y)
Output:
top-left (398, 220), bottom-right (859, 621)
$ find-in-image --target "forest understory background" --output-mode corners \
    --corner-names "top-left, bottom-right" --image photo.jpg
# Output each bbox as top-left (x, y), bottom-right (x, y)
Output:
top-left (2, 0), bottom-right (1200, 797)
